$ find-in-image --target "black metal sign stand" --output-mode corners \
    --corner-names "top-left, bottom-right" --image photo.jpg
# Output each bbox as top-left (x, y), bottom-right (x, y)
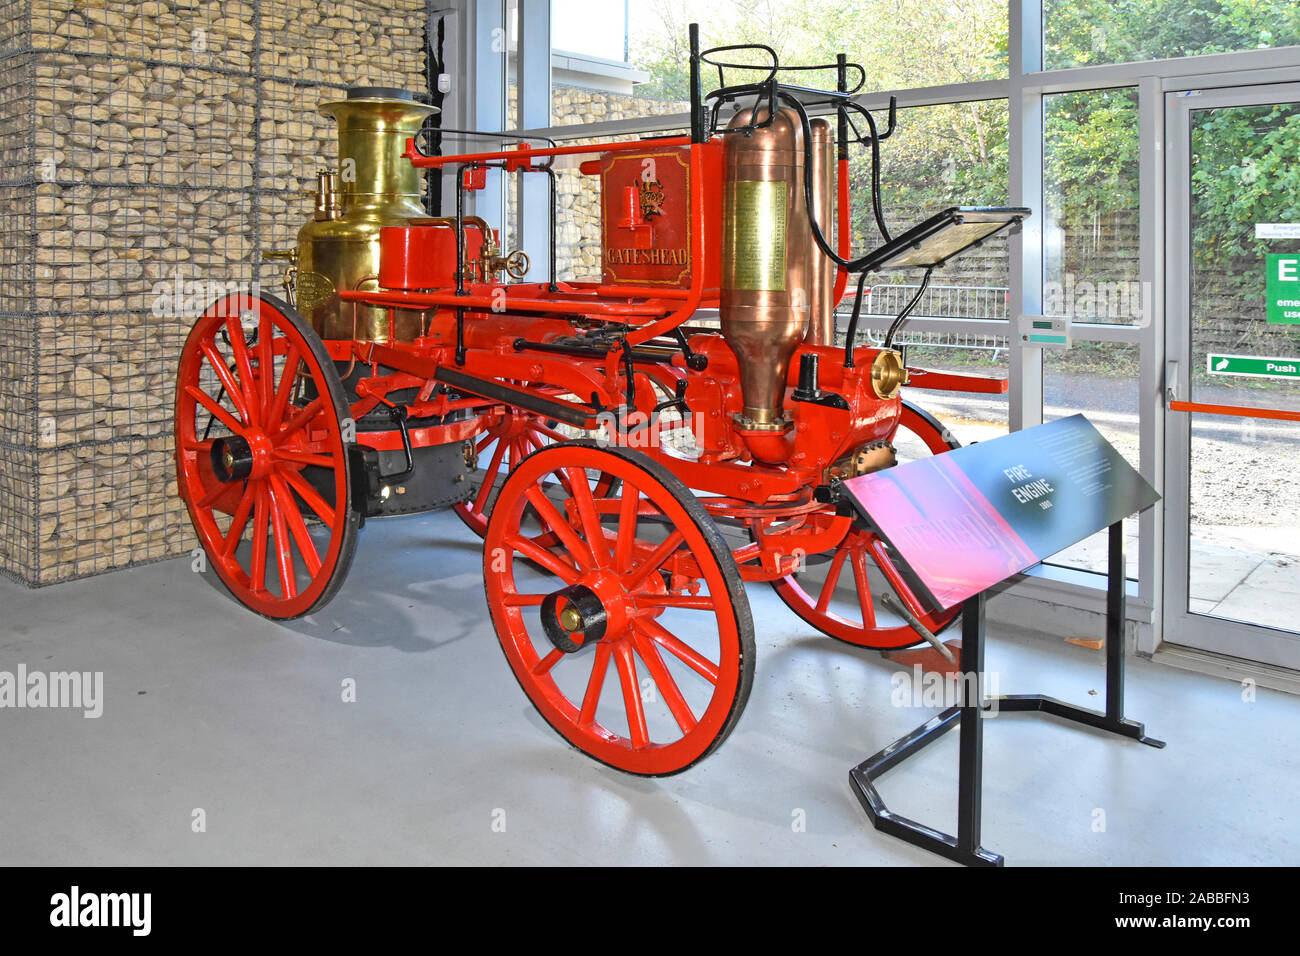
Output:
top-left (849, 520), bottom-right (1165, 867)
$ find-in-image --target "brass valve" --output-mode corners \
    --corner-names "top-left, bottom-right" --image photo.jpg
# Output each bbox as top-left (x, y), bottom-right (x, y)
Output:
top-left (263, 248), bottom-right (298, 263)
top-left (479, 240), bottom-right (530, 281)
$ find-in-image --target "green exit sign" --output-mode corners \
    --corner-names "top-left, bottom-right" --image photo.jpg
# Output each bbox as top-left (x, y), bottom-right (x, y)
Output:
top-left (1207, 353), bottom-right (1300, 379)
top-left (1267, 254), bottom-right (1300, 324)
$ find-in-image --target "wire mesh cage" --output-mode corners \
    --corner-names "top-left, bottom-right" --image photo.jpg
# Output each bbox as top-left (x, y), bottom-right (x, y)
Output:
top-left (0, 0), bottom-right (433, 585)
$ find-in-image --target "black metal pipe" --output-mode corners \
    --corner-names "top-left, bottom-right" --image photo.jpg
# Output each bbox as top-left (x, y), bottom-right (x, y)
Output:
top-left (842, 269), bottom-right (871, 368)
top-left (836, 54), bottom-right (848, 162)
top-left (689, 23), bottom-right (703, 143)
top-left (513, 338), bottom-right (674, 365)
top-left (543, 166), bottom-right (559, 291)
top-left (882, 265), bottom-right (935, 351)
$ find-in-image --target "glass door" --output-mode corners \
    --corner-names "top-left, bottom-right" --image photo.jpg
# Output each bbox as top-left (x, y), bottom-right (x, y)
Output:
top-left (1165, 84), bottom-right (1300, 669)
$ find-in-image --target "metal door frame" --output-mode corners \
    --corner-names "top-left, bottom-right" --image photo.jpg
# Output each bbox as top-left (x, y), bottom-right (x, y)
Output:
top-left (1163, 81), bottom-right (1300, 667)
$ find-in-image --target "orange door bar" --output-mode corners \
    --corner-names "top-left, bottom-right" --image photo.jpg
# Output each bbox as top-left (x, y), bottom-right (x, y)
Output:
top-left (1169, 400), bottom-right (1300, 423)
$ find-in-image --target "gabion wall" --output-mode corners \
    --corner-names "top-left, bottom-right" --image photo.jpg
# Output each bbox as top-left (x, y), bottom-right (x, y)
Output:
top-left (0, 0), bottom-right (432, 585)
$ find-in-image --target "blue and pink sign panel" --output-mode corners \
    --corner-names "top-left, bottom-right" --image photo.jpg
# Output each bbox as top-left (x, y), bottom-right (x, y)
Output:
top-left (840, 415), bottom-right (1159, 612)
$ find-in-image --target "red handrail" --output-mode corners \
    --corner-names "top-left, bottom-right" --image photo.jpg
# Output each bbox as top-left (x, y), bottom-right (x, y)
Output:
top-left (1169, 400), bottom-right (1300, 423)
top-left (403, 135), bottom-right (693, 170)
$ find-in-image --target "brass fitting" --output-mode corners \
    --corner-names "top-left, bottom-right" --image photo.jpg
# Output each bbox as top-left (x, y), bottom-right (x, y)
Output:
top-left (313, 169), bottom-right (341, 221)
top-left (870, 349), bottom-right (909, 400)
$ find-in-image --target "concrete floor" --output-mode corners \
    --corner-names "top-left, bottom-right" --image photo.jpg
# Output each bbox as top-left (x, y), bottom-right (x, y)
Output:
top-left (2, 510), bottom-right (1297, 866)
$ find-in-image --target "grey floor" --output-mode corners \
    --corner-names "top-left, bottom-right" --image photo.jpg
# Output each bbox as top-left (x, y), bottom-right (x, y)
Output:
top-left (2, 510), bottom-right (1297, 866)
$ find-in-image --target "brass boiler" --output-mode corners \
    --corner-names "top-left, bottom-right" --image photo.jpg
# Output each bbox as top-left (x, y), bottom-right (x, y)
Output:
top-left (294, 88), bottom-right (437, 343)
top-left (720, 105), bottom-right (834, 431)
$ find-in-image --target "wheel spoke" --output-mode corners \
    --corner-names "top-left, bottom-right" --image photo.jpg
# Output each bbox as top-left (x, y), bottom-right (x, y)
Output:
top-left (501, 592), bottom-right (547, 607)
top-left (196, 481), bottom-right (229, 510)
top-left (614, 483), bottom-right (640, 572)
top-left (631, 632), bottom-right (697, 735)
top-left (187, 385), bottom-right (244, 436)
top-left (266, 479), bottom-right (297, 599)
top-left (578, 642), bottom-right (613, 727)
top-left (849, 545), bottom-right (877, 628)
top-left (816, 547), bottom-right (849, 613)
top-left (257, 311), bottom-right (274, 418)
top-left (249, 482), bottom-right (269, 593)
top-left (282, 469), bottom-right (337, 527)
top-left (532, 647), bottom-right (565, 676)
top-left (625, 529), bottom-right (684, 592)
top-left (272, 449), bottom-right (336, 470)
top-left (503, 532), bottom-right (580, 585)
top-left (270, 472), bottom-right (322, 577)
top-left (220, 488), bottom-right (256, 558)
top-left (472, 433), bottom-right (509, 514)
top-left (277, 396), bottom-right (325, 442)
top-left (613, 643), bottom-right (649, 749)
top-left (529, 421), bottom-right (571, 444)
top-left (637, 618), bottom-right (719, 685)
top-left (224, 315), bottom-right (259, 424)
top-left (265, 343), bottom-right (301, 432)
top-left (522, 486), bottom-right (593, 571)
top-left (636, 593), bottom-right (716, 611)
top-left (566, 467), bottom-right (612, 567)
top-left (199, 340), bottom-right (250, 423)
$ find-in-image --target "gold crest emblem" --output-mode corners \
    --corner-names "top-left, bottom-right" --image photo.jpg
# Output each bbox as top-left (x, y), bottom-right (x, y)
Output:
top-left (638, 178), bottom-right (665, 220)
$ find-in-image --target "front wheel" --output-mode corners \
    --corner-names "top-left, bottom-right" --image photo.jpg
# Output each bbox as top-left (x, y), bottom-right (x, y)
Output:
top-left (483, 440), bottom-right (755, 776)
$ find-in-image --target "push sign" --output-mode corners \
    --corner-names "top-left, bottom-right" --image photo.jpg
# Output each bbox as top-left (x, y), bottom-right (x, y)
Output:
top-left (1267, 254), bottom-right (1300, 325)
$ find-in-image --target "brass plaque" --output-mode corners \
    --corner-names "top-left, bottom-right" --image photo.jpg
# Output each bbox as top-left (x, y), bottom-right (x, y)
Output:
top-left (726, 180), bottom-right (787, 291)
top-left (295, 270), bottom-right (335, 314)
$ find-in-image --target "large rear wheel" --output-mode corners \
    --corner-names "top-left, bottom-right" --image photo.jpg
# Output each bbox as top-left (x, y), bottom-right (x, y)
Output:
top-left (174, 292), bottom-right (359, 619)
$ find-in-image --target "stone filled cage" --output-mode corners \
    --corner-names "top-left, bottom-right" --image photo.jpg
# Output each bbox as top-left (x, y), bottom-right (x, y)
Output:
top-left (0, 0), bottom-right (435, 585)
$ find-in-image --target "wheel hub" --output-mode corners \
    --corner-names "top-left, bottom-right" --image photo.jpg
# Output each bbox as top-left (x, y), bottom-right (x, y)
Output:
top-left (210, 435), bottom-right (254, 482)
top-left (540, 584), bottom-right (608, 653)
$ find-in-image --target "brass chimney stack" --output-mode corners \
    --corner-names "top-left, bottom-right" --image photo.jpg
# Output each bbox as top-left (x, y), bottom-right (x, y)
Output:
top-left (292, 87), bottom-right (438, 343)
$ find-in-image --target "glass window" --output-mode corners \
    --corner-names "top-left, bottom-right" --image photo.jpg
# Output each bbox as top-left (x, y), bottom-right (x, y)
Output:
top-left (549, 0), bottom-right (1007, 119)
top-left (856, 100), bottom-right (1011, 329)
top-left (1043, 88), bottom-right (1143, 325)
top-left (1044, 0), bottom-right (1300, 70)
top-left (1041, 344), bottom-right (1141, 578)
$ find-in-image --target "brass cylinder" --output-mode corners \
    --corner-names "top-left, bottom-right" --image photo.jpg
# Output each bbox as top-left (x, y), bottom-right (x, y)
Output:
top-left (720, 105), bottom-right (812, 429)
top-left (294, 89), bottom-right (437, 342)
top-left (805, 118), bottom-right (836, 346)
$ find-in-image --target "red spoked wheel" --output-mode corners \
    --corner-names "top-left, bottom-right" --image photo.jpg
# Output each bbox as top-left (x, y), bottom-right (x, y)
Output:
top-left (484, 440), bottom-right (755, 776)
top-left (175, 292), bottom-right (359, 619)
top-left (454, 399), bottom-right (616, 538)
top-left (768, 400), bottom-right (962, 649)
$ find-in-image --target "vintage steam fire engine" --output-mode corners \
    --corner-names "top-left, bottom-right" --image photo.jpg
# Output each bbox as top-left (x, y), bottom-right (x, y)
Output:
top-left (175, 29), bottom-right (1027, 775)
